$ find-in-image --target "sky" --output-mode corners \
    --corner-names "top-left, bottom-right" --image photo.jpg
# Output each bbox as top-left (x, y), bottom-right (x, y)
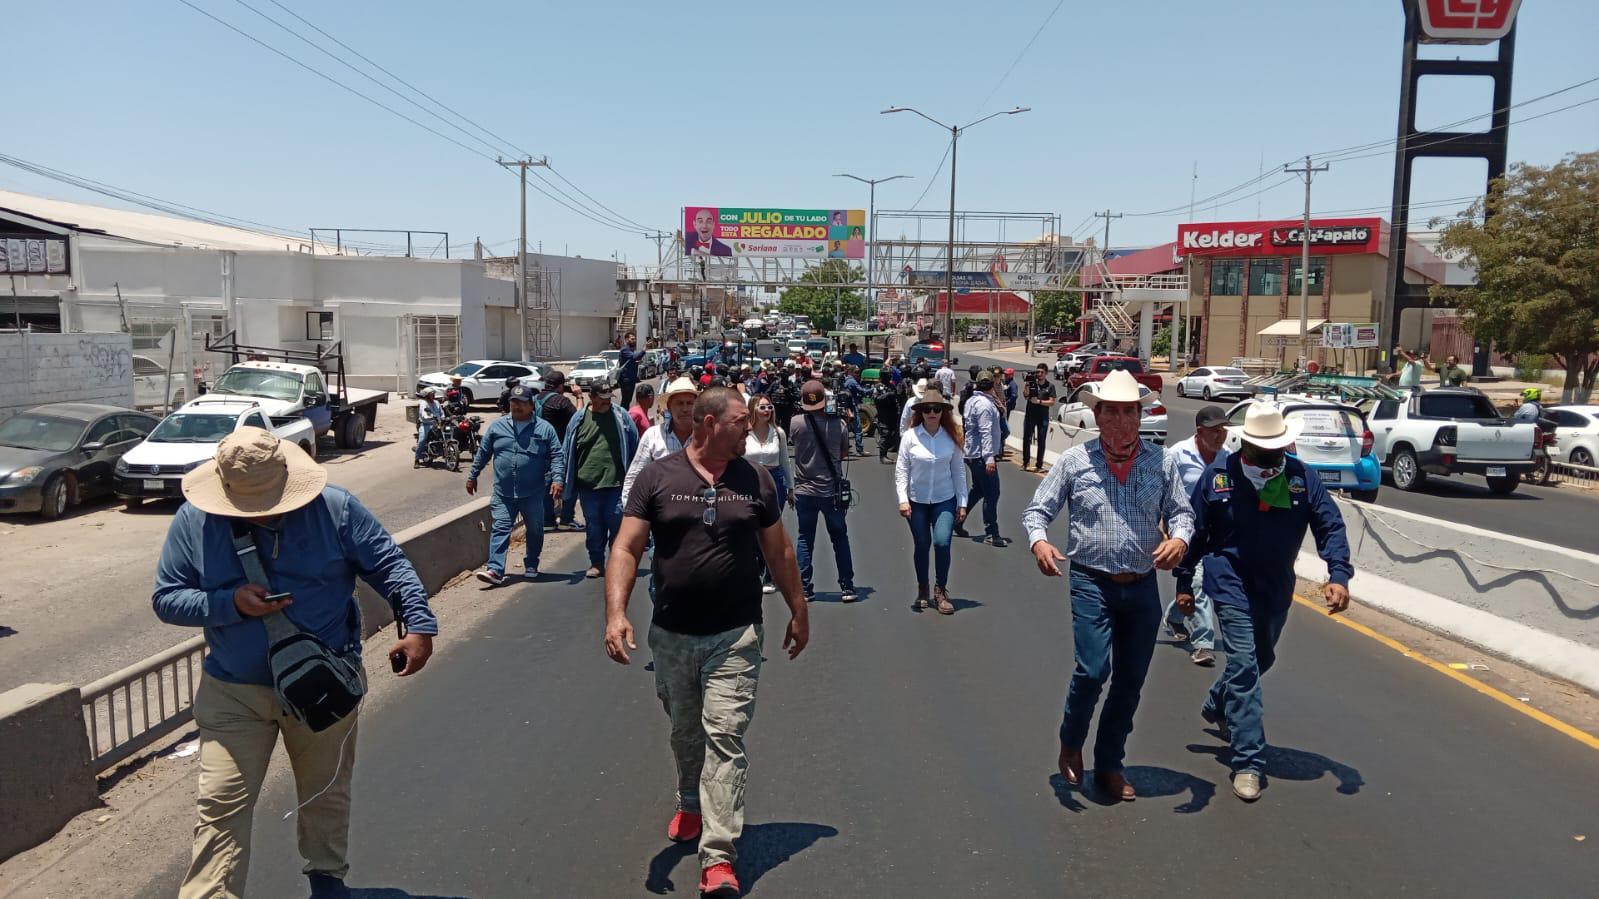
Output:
top-left (5, 0), bottom-right (1597, 264)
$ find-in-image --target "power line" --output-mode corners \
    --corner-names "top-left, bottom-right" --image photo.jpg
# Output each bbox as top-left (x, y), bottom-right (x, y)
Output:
top-left (971, 0), bottom-right (1065, 117)
top-left (907, 138), bottom-right (953, 211)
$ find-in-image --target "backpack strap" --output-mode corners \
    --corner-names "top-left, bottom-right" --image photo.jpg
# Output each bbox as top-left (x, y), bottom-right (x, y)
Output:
top-left (229, 521), bottom-right (299, 644)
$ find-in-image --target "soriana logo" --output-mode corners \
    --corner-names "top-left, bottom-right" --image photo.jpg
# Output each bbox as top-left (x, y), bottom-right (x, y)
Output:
top-left (1177, 219), bottom-right (1382, 258)
top-left (1418, 0), bottom-right (1522, 43)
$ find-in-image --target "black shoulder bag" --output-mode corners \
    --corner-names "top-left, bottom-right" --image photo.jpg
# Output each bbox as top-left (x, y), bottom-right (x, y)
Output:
top-left (806, 413), bottom-right (854, 512)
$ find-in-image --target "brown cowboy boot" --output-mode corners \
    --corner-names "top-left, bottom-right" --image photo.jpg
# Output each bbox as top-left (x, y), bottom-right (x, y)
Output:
top-left (1058, 745), bottom-right (1083, 786)
top-left (913, 583), bottom-right (930, 611)
top-left (934, 585), bottom-right (954, 615)
top-left (1095, 768), bottom-right (1137, 802)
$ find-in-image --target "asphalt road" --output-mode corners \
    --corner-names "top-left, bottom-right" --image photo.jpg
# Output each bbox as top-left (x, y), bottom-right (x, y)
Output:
top-left (196, 447), bottom-right (1597, 897)
top-left (959, 348), bottom-right (1599, 554)
top-left (0, 405), bottom-right (495, 693)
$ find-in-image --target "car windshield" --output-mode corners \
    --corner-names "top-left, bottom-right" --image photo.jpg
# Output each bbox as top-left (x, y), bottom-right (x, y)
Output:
top-left (448, 362), bottom-right (484, 377)
top-left (909, 344), bottom-right (944, 359)
top-left (211, 368), bottom-right (303, 401)
top-left (0, 413), bottom-right (86, 452)
top-left (1418, 393), bottom-right (1499, 419)
top-left (806, 340), bottom-right (832, 351)
top-left (600, 351), bottom-right (620, 362)
top-left (1288, 407), bottom-right (1361, 437)
top-left (148, 413), bottom-right (237, 443)
top-left (575, 359), bottom-right (607, 372)
top-left (1098, 358), bottom-right (1145, 373)
top-left (1214, 368), bottom-right (1246, 378)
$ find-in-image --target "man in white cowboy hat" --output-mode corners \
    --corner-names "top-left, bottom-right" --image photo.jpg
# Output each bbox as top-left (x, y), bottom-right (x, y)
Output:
top-left (153, 428), bottom-right (438, 899)
top-left (1022, 368), bottom-right (1195, 802)
top-left (900, 377), bottom-right (929, 431)
top-left (623, 375), bottom-right (700, 507)
top-left (1174, 399), bottom-right (1352, 802)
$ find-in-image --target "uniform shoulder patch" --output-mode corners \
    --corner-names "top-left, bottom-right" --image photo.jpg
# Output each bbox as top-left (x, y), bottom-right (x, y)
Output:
top-left (1288, 475), bottom-right (1307, 494)
top-left (1213, 472), bottom-right (1232, 493)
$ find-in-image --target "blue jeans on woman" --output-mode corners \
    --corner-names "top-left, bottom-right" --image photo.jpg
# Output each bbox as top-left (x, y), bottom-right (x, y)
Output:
top-left (1204, 600), bottom-right (1291, 775)
top-left (1060, 569), bottom-right (1161, 773)
top-left (906, 497), bottom-right (957, 587)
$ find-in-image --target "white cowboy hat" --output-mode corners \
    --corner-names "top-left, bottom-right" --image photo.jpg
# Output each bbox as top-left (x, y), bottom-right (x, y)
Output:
top-left (182, 427), bottom-right (326, 517)
top-left (1231, 401), bottom-right (1303, 450)
top-left (912, 378), bottom-right (928, 401)
top-left (1080, 369), bottom-right (1157, 407)
top-left (660, 376), bottom-right (700, 401)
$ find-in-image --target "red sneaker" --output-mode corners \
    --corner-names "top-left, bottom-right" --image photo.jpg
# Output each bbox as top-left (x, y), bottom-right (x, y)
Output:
top-left (699, 863), bottom-right (740, 896)
top-left (667, 810), bottom-right (702, 843)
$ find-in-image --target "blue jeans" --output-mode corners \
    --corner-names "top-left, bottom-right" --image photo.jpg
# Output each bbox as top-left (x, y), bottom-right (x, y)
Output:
top-left (964, 459), bottom-right (1001, 538)
top-left (757, 466), bottom-right (790, 583)
top-left (849, 411), bottom-right (865, 454)
top-left (1164, 559), bottom-right (1216, 650)
top-left (577, 485), bottom-right (624, 567)
top-left (545, 491), bottom-right (577, 527)
top-left (1060, 570), bottom-right (1161, 772)
top-left (414, 421), bottom-right (435, 461)
top-left (907, 497), bottom-right (957, 587)
top-left (794, 493), bottom-right (854, 597)
top-left (488, 492), bottom-right (545, 575)
top-left (1204, 600), bottom-right (1291, 775)
top-left (998, 414), bottom-right (1012, 449)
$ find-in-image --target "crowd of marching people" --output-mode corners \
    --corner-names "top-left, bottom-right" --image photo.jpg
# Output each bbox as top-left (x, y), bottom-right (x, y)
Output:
top-left (150, 336), bottom-right (1354, 898)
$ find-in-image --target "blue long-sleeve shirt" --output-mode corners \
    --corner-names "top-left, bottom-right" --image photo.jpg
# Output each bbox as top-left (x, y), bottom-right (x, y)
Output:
top-left (617, 345), bottom-right (648, 381)
top-left (962, 392), bottom-right (1002, 463)
top-left (470, 415), bottom-right (565, 500)
top-left (1174, 453), bottom-right (1353, 613)
top-left (152, 486), bottom-right (438, 686)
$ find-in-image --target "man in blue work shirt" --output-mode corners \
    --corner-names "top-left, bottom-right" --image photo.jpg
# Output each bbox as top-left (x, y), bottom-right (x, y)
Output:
top-left (841, 342), bottom-right (867, 368)
top-left (1175, 400), bottom-right (1352, 803)
top-left (153, 428), bottom-right (438, 899)
top-left (1023, 370), bottom-right (1194, 802)
top-left (616, 331), bottom-right (648, 408)
top-left (468, 384), bottom-right (566, 586)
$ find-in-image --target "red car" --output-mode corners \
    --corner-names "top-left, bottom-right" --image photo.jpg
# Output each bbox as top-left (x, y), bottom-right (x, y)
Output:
top-left (1067, 355), bottom-right (1164, 395)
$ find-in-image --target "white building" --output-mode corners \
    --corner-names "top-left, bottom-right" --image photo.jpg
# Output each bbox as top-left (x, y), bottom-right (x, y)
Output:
top-left (0, 189), bottom-right (623, 396)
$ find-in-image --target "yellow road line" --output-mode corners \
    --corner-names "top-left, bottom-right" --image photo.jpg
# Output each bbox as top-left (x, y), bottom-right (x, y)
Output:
top-left (1291, 593), bottom-right (1599, 752)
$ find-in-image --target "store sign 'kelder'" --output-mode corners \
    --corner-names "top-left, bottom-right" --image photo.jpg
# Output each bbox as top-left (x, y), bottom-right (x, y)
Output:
top-left (1176, 218), bottom-right (1382, 258)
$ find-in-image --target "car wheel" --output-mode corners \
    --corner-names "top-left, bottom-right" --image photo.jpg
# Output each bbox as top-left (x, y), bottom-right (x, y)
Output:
top-left (1351, 488), bottom-right (1379, 503)
top-left (1391, 447), bottom-right (1425, 492)
top-left (1572, 447), bottom-right (1595, 468)
top-left (299, 441), bottom-right (317, 461)
top-left (123, 497), bottom-right (143, 511)
top-left (1202, 385), bottom-right (1212, 400)
top-left (1176, 381), bottom-right (1186, 397)
top-left (39, 474), bottom-right (69, 519)
top-left (1486, 473), bottom-right (1520, 495)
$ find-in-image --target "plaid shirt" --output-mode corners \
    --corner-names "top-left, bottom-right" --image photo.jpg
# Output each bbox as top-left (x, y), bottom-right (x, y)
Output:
top-left (1022, 439), bottom-right (1195, 575)
top-left (962, 392), bottom-right (1002, 463)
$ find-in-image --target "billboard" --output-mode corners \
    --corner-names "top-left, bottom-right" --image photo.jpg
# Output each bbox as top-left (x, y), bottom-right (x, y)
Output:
top-left (683, 206), bottom-right (866, 259)
top-left (1321, 323), bottom-right (1381, 349)
top-left (1176, 218), bottom-right (1382, 258)
top-left (901, 269), bottom-right (1066, 290)
top-left (1419, 0), bottom-right (1521, 44)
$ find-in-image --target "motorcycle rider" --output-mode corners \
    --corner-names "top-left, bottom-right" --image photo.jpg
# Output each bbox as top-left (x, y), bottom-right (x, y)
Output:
top-left (1513, 387), bottom-right (1545, 421)
top-left (414, 388), bottom-right (446, 468)
top-left (444, 375), bottom-right (470, 415)
top-left (498, 376), bottom-right (522, 414)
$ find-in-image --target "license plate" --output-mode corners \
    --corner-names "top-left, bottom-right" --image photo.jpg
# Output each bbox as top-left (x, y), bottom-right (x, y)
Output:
top-left (142, 479), bottom-right (165, 491)
top-left (1486, 466), bottom-right (1506, 477)
top-left (1322, 470), bottom-right (1343, 483)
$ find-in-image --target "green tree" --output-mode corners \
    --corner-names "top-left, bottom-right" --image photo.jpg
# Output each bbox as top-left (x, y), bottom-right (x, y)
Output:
top-left (1152, 324), bottom-right (1172, 359)
top-left (1032, 288), bottom-right (1081, 332)
top-left (778, 260), bottom-right (867, 333)
top-left (1431, 151), bottom-right (1599, 401)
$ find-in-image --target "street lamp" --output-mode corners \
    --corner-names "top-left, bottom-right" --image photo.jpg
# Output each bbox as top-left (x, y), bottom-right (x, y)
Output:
top-left (834, 173), bottom-right (912, 326)
top-left (882, 105), bottom-right (1029, 345)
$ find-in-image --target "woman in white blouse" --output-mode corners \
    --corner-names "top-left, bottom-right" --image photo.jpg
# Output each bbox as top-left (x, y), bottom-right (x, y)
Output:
top-left (744, 393), bottom-right (794, 593)
top-left (894, 387), bottom-right (968, 614)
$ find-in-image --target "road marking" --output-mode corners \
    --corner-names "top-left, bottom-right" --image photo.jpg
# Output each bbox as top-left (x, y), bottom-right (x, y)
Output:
top-left (1292, 593), bottom-right (1599, 752)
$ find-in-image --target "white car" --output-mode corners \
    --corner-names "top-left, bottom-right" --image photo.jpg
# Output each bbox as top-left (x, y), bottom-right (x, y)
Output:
top-left (415, 360), bottom-right (545, 405)
top-left (1176, 366), bottom-right (1253, 400)
top-left (114, 398), bottom-right (316, 509)
top-left (1548, 405), bottom-right (1599, 468)
top-left (785, 338), bottom-right (809, 356)
top-left (569, 356), bottom-right (616, 391)
top-left (1053, 382), bottom-right (1169, 448)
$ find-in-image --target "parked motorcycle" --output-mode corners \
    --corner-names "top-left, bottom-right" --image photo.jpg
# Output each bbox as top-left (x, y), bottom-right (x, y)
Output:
top-left (416, 421), bottom-right (460, 471)
top-left (450, 414), bottom-right (483, 463)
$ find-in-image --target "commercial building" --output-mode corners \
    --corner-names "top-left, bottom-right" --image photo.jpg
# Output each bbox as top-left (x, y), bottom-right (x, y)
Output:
top-left (0, 190), bottom-right (623, 398)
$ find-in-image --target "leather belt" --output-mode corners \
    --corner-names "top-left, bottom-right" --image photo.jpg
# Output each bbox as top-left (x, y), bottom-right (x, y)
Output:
top-left (1073, 565), bottom-right (1153, 585)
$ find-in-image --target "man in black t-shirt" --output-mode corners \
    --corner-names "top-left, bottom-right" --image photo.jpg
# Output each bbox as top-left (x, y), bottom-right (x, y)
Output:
top-left (604, 387), bottom-right (808, 899)
top-left (1021, 362), bottom-right (1057, 471)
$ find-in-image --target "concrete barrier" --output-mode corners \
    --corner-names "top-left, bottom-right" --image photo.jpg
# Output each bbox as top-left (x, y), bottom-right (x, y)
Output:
top-left (1297, 497), bottom-right (1599, 694)
top-left (356, 496), bottom-right (493, 636)
top-left (0, 684), bottom-right (99, 861)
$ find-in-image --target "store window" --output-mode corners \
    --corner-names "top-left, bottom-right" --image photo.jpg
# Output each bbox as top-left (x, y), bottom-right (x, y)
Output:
top-left (306, 311), bottom-right (335, 341)
top-left (1289, 257), bottom-right (1327, 293)
top-left (1209, 259), bottom-right (1244, 295)
top-left (1249, 258), bottom-right (1284, 296)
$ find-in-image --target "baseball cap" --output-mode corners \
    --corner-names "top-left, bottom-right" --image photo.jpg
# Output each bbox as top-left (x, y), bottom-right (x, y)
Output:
top-left (586, 380), bottom-right (611, 394)
top-left (545, 371), bottom-right (566, 387)
top-left (976, 375), bottom-right (994, 390)
top-left (800, 379), bottom-right (827, 411)
top-left (508, 384), bottom-right (535, 402)
top-left (1004, 368), bottom-right (1015, 376)
top-left (1195, 405), bottom-right (1227, 428)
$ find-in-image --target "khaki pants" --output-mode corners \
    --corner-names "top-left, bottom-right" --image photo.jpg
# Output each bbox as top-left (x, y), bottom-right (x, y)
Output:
top-left (179, 673), bottom-right (359, 899)
top-left (648, 623), bottom-right (764, 869)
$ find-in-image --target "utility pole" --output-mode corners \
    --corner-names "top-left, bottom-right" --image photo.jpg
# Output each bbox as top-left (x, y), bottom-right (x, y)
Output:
top-left (1092, 209), bottom-right (1122, 345)
top-left (1172, 163), bottom-right (1197, 371)
top-left (1284, 155), bottom-right (1329, 368)
top-left (643, 230), bottom-right (671, 341)
top-left (498, 155), bottom-right (549, 361)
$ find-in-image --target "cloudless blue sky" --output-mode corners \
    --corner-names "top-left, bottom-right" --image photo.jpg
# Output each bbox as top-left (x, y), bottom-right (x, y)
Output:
top-left (6, 0), bottom-right (1596, 263)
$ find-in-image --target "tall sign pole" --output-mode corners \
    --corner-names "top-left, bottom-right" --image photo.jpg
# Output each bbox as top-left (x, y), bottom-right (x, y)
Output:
top-left (1284, 156), bottom-right (1329, 368)
top-left (498, 156), bottom-right (549, 361)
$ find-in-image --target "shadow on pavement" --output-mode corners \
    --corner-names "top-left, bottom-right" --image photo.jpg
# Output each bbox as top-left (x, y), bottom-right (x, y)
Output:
top-left (345, 889), bottom-right (467, 899)
top-left (0, 625), bottom-right (16, 638)
top-left (1187, 741), bottom-right (1365, 795)
top-left (645, 822), bottom-right (839, 895)
top-left (1049, 767), bottom-right (1215, 814)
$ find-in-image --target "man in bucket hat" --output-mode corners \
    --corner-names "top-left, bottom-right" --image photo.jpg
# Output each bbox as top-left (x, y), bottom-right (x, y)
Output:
top-left (153, 428), bottom-right (438, 899)
top-left (1022, 369), bottom-right (1194, 802)
top-left (1174, 400), bottom-right (1352, 802)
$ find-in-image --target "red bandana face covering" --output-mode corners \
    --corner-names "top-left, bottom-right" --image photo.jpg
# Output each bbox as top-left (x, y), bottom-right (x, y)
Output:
top-left (1103, 440), bottom-right (1139, 483)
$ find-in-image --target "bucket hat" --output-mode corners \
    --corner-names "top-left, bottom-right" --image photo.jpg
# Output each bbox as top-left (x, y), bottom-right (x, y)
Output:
top-left (182, 427), bottom-right (326, 517)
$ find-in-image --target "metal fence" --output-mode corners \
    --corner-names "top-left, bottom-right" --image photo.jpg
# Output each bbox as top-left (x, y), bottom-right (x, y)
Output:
top-left (79, 636), bottom-right (207, 771)
top-left (1549, 459), bottom-right (1599, 490)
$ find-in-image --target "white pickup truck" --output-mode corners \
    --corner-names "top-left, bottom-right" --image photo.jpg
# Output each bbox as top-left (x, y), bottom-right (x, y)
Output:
top-left (1367, 388), bottom-right (1540, 494)
top-left (205, 360), bottom-right (386, 449)
top-left (114, 398), bottom-right (316, 509)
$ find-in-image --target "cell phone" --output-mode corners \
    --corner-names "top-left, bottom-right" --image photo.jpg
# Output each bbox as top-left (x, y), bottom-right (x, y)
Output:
top-left (264, 592), bottom-right (291, 603)
top-left (389, 650), bottom-right (407, 674)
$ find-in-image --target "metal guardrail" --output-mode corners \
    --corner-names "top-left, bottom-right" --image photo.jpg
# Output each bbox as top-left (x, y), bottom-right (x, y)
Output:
top-left (1549, 459), bottom-right (1599, 489)
top-left (79, 636), bottom-right (207, 771)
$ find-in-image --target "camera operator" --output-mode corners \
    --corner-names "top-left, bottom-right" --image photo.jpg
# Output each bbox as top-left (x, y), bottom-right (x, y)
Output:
top-left (1021, 362), bottom-right (1056, 472)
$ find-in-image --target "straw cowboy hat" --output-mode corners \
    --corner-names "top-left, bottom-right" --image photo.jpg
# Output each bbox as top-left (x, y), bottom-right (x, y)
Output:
top-left (1080, 369), bottom-right (1158, 407)
top-left (661, 376), bottom-right (700, 401)
top-left (913, 387), bottom-right (953, 411)
top-left (1231, 401), bottom-right (1303, 450)
top-left (182, 427), bottom-right (326, 517)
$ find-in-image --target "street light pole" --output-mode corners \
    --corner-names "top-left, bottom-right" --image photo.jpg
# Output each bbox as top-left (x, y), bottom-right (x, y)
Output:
top-left (882, 105), bottom-right (1029, 347)
top-left (834, 172), bottom-right (912, 324)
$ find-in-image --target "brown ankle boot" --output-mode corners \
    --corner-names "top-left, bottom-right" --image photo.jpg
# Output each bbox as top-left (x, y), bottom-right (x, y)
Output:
top-left (913, 583), bottom-right (930, 610)
top-left (934, 585), bottom-right (954, 615)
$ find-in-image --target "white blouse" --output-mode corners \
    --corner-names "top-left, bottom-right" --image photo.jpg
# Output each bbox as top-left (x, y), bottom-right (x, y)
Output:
top-left (744, 424), bottom-right (793, 486)
top-left (895, 423), bottom-right (968, 506)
